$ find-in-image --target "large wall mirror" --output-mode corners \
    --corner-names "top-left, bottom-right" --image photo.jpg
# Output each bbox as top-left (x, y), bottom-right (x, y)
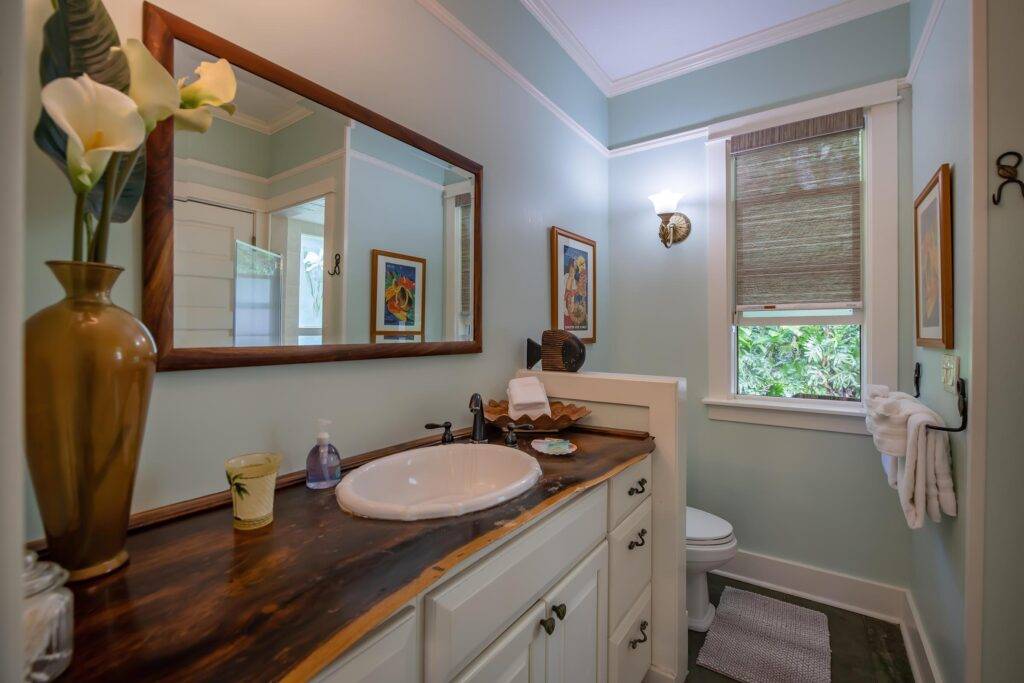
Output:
top-left (142, 4), bottom-right (481, 370)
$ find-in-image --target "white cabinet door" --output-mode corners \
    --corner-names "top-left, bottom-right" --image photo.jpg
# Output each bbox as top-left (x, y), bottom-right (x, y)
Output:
top-left (454, 601), bottom-right (547, 683)
top-left (545, 542), bottom-right (608, 683)
top-left (315, 607), bottom-right (419, 683)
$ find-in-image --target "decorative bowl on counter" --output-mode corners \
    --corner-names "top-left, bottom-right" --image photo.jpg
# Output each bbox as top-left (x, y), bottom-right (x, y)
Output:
top-left (484, 400), bottom-right (591, 433)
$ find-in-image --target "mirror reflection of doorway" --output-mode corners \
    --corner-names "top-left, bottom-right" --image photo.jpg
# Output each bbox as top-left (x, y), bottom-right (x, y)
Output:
top-left (269, 197), bottom-right (330, 346)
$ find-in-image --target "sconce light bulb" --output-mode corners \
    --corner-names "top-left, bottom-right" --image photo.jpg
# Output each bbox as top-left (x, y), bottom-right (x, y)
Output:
top-left (648, 189), bottom-right (682, 215)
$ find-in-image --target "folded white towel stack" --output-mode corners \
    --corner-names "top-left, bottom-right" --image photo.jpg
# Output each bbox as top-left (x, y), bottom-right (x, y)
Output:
top-left (864, 384), bottom-right (957, 529)
top-left (507, 376), bottom-right (551, 420)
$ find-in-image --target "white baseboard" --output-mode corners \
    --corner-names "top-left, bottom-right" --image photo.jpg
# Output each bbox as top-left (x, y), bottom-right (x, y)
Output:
top-left (712, 549), bottom-right (941, 682)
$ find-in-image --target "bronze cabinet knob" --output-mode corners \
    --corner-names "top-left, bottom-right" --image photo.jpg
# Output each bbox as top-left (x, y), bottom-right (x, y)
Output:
top-left (629, 620), bottom-right (649, 649)
top-left (628, 478), bottom-right (647, 496)
top-left (539, 616), bottom-right (556, 635)
top-left (552, 603), bottom-right (567, 620)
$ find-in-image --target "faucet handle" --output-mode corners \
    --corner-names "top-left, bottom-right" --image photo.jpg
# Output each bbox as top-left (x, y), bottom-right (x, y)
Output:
top-left (425, 421), bottom-right (455, 444)
top-left (468, 393), bottom-right (483, 412)
top-left (503, 422), bottom-right (535, 447)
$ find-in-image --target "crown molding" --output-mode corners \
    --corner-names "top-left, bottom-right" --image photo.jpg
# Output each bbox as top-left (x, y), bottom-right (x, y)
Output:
top-left (518, 0), bottom-right (614, 95)
top-left (904, 0), bottom-right (943, 84)
top-left (414, 0), bottom-right (609, 156)
top-left (608, 127), bottom-right (709, 158)
top-left (211, 102), bottom-right (314, 135)
top-left (521, 0), bottom-right (908, 97)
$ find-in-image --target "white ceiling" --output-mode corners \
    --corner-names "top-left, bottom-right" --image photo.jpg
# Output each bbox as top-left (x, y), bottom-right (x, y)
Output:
top-left (520, 0), bottom-right (906, 95)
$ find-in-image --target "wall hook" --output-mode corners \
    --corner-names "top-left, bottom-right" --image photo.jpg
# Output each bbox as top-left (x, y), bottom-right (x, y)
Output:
top-left (992, 151), bottom-right (1024, 205)
top-left (326, 252), bottom-right (341, 277)
top-left (913, 362), bottom-right (921, 398)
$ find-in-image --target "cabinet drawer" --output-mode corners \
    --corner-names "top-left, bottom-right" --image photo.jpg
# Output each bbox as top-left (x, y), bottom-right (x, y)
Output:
top-left (608, 497), bottom-right (652, 630)
top-left (426, 485), bottom-right (608, 683)
top-left (608, 584), bottom-right (651, 683)
top-left (608, 457), bottom-right (651, 531)
top-left (315, 606), bottom-right (418, 683)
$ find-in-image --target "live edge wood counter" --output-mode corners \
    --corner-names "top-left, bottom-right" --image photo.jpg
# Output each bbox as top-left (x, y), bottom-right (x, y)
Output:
top-left (63, 427), bottom-right (655, 682)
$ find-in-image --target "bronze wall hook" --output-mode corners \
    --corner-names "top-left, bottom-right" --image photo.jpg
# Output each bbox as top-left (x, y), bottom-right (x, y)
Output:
top-left (992, 151), bottom-right (1024, 205)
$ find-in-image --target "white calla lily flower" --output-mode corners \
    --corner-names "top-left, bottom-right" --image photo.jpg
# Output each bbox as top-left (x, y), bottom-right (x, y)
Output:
top-left (116, 39), bottom-right (179, 133)
top-left (175, 58), bottom-right (237, 132)
top-left (41, 74), bottom-right (146, 193)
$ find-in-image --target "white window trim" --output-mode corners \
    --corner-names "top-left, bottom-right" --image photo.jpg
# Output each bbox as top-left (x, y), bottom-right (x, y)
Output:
top-left (703, 83), bottom-right (900, 434)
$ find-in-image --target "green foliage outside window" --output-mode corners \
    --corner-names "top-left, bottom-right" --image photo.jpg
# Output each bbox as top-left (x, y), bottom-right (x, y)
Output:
top-left (737, 324), bottom-right (861, 400)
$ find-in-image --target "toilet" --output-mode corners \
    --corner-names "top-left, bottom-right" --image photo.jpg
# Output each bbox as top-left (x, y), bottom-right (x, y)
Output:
top-left (685, 506), bottom-right (738, 632)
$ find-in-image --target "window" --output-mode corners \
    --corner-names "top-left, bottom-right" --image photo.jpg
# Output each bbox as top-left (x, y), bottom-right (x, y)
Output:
top-left (704, 83), bottom-right (900, 434)
top-left (731, 113), bottom-right (864, 401)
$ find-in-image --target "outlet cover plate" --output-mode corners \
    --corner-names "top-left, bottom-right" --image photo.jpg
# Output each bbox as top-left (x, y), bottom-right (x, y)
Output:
top-left (941, 354), bottom-right (960, 393)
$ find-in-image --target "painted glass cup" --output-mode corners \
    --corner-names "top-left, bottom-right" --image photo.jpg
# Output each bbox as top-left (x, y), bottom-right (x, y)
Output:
top-left (225, 452), bottom-right (283, 530)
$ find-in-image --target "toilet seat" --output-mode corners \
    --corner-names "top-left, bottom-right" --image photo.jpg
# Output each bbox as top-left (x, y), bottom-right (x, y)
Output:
top-left (685, 506), bottom-right (733, 546)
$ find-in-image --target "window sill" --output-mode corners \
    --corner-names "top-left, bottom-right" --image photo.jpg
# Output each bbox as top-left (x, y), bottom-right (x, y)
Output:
top-left (702, 396), bottom-right (868, 435)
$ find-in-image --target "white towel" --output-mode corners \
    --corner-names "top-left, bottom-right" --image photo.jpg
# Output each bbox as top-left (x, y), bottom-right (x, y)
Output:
top-left (897, 407), bottom-right (957, 528)
top-left (507, 376), bottom-right (551, 420)
top-left (867, 395), bottom-right (927, 456)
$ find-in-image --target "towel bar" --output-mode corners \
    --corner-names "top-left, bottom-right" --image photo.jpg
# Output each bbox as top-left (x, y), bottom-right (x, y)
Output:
top-left (926, 378), bottom-right (967, 433)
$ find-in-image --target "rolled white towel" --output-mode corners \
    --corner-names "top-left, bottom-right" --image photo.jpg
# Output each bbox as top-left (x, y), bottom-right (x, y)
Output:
top-left (507, 376), bottom-right (551, 420)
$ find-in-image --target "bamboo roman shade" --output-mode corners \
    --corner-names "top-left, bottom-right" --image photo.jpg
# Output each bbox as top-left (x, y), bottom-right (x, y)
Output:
top-left (731, 108), bottom-right (864, 311)
top-left (454, 193), bottom-right (473, 316)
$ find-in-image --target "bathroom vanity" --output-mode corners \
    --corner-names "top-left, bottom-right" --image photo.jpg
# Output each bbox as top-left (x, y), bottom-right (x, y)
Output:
top-left (61, 428), bottom-right (656, 682)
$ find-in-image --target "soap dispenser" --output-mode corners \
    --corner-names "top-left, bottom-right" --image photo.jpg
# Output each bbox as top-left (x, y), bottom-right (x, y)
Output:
top-left (306, 419), bottom-right (342, 489)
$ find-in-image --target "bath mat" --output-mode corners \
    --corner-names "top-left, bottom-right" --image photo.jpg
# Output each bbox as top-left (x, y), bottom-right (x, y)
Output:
top-left (696, 587), bottom-right (831, 683)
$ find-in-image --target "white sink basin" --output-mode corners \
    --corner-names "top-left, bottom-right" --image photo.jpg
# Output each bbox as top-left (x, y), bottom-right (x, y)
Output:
top-left (335, 443), bottom-right (543, 521)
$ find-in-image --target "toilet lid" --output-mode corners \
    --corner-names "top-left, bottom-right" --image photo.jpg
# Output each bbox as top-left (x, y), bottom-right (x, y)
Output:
top-left (686, 507), bottom-right (733, 542)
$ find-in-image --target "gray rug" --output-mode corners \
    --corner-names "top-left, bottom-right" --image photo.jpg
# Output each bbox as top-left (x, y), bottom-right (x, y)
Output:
top-left (696, 587), bottom-right (831, 683)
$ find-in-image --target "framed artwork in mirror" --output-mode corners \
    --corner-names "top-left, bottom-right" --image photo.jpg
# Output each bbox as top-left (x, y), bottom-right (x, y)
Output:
top-left (913, 164), bottom-right (953, 348)
top-left (371, 250), bottom-right (426, 338)
top-left (549, 226), bottom-right (596, 343)
top-left (141, 3), bottom-right (481, 370)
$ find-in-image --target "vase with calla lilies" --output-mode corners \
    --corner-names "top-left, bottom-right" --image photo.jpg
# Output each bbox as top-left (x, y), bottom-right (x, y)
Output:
top-left (24, 0), bottom-right (238, 583)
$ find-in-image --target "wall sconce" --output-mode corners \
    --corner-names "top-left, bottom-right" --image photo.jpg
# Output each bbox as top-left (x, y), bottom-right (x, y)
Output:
top-left (648, 190), bottom-right (691, 248)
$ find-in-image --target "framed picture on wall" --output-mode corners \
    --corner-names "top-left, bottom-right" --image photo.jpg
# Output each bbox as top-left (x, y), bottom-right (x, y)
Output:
top-left (914, 164), bottom-right (954, 348)
top-left (371, 249), bottom-right (426, 338)
top-left (549, 226), bottom-right (596, 343)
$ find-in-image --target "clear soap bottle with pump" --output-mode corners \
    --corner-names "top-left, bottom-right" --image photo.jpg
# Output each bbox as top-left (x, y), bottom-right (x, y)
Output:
top-left (306, 419), bottom-right (342, 489)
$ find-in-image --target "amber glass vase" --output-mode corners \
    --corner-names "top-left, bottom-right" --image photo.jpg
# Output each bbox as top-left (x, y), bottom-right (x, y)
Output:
top-left (25, 261), bottom-right (157, 581)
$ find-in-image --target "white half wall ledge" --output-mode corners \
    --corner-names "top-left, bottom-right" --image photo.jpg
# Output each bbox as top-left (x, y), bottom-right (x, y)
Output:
top-left (518, 369), bottom-right (688, 682)
top-left (715, 548), bottom-right (943, 683)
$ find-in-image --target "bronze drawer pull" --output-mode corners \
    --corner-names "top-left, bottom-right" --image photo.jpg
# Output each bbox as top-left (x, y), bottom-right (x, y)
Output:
top-left (540, 616), bottom-right (556, 635)
top-left (629, 621), bottom-right (649, 649)
top-left (628, 528), bottom-right (647, 550)
top-left (552, 603), bottom-right (567, 620)
top-left (628, 478), bottom-right (647, 496)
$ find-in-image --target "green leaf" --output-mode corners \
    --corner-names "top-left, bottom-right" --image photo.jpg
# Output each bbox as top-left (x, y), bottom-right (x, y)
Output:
top-left (34, 0), bottom-right (146, 223)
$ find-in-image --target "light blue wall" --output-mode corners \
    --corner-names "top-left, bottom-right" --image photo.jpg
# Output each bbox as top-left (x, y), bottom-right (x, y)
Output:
top-left (983, 0), bottom-right (1024, 677)
top-left (22, 0), bottom-right (609, 538)
top-left (345, 158), bottom-right (444, 343)
top-left (908, 0), bottom-right (933, 65)
top-left (176, 114), bottom-right (272, 176)
top-left (606, 5), bottom-right (910, 147)
top-left (437, 0), bottom-right (608, 144)
top-left (602, 140), bottom-right (914, 587)
top-left (268, 103), bottom-right (348, 176)
top-left (902, 1), bottom-right (972, 679)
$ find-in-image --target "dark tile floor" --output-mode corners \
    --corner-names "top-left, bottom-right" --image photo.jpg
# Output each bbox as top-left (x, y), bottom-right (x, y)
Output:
top-left (687, 574), bottom-right (914, 682)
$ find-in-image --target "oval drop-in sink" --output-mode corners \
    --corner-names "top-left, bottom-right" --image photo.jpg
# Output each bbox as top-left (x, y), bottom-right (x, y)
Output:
top-left (335, 443), bottom-right (543, 521)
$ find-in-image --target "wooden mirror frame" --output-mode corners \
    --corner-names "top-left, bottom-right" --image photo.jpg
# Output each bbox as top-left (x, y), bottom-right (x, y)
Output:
top-left (142, 3), bottom-right (483, 371)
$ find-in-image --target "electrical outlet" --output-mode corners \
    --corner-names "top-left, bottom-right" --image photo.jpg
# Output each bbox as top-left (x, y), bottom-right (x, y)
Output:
top-left (941, 354), bottom-right (960, 393)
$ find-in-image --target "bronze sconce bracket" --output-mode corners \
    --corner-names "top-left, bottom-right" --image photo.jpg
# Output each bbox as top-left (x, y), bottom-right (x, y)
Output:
top-left (658, 212), bottom-right (691, 248)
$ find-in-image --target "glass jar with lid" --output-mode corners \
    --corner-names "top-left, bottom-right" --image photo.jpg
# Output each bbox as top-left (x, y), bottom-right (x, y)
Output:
top-left (23, 550), bottom-right (73, 681)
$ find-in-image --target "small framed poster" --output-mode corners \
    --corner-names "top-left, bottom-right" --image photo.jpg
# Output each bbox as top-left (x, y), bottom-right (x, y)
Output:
top-left (913, 164), bottom-right (953, 348)
top-left (549, 226), bottom-right (596, 343)
top-left (371, 249), bottom-right (426, 338)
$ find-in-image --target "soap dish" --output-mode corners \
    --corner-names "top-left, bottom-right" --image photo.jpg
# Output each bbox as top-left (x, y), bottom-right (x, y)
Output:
top-left (531, 438), bottom-right (578, 456)
top-left (484, 400), bottom-right (591, 433)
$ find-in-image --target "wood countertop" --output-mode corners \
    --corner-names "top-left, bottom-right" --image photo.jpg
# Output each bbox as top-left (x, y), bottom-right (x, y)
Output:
top-left (62, 426), bottom-right (655, 681)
